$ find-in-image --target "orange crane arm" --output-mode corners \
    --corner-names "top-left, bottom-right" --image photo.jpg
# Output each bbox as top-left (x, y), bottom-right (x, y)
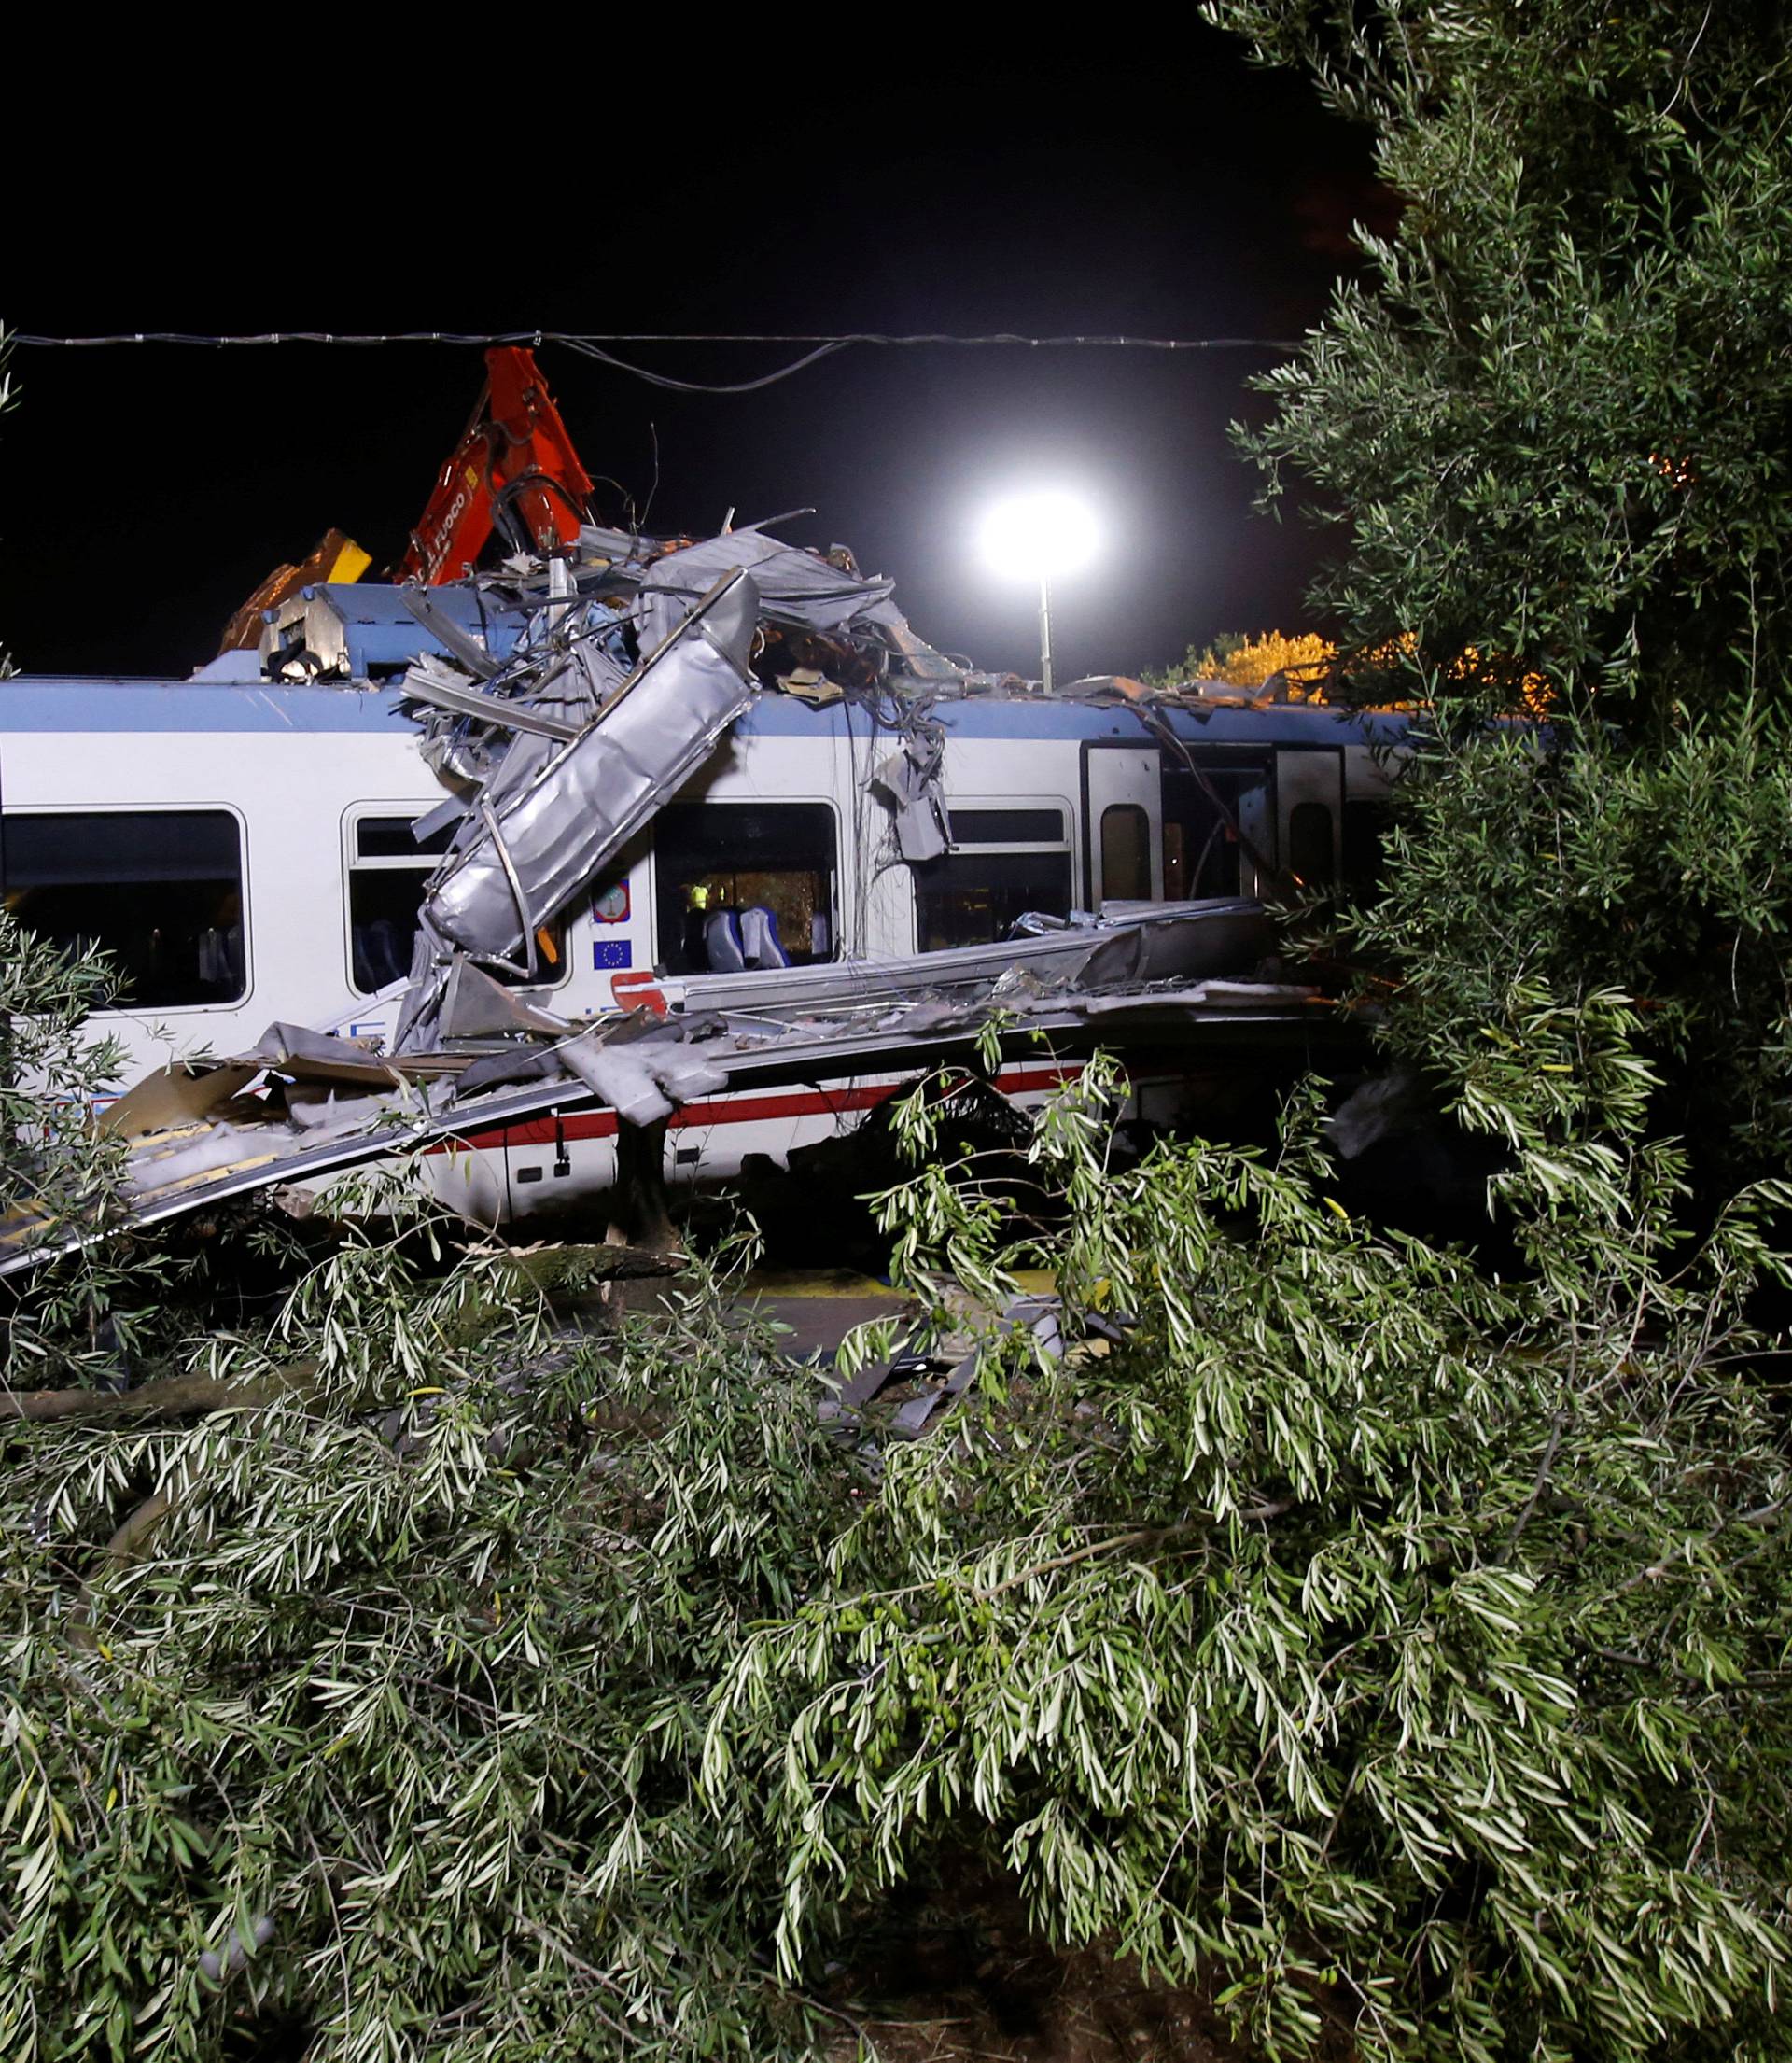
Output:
top-left (398, 346), bottom-right (595, 583)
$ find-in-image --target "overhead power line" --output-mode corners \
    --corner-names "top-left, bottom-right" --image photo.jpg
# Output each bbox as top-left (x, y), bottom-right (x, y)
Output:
top-left (7, 329), bottom-right (1304, 395)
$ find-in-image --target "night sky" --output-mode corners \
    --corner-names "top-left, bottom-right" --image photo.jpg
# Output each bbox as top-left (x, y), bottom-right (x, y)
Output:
top-left (2, 32), bottom-right (1383, 685)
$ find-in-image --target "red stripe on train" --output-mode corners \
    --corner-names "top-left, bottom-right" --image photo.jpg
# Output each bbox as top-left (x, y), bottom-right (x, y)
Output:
top-left (425, 1062), bottom-right (1084, 1156)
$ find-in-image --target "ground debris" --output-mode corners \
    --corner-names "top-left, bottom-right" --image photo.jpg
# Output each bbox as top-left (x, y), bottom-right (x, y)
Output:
top-left (821, 1884), bottom-right (1259, 2063)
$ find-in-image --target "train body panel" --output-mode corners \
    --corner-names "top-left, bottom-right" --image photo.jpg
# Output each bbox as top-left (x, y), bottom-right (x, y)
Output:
top-left (1, 672), bottom-right (1406, 1214)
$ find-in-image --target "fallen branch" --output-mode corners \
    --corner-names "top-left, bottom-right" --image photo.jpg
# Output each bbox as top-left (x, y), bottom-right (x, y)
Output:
top-left (106, 1488), bottom-right (175, 1565)
top-left (977, 1500), bottom-right (1295, 1599)
top-left (0, 1365), bottom-right (314, 1426)
top-left (1502, 1410), bottom-right (1566, 1561)
top-left (511, 1916), bottom-right (634, 2042)
top-left (3, 1242), bottom-right (680, 1428)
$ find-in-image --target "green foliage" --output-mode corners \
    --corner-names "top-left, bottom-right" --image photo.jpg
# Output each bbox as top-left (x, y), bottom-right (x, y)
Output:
top-left (9, 68), bottom-right (1792, 2048)
top-left (1343, 703), bottom-right (1792, 1186)
top-left (1144, 629), bottom-right (1251, 688)
top-left (0, 907), bottom-right (155, 1387)
top-left (0, 1204), bottom-right (847, 2061)
top-left (4, 1013), bottom-right (1789, 2059)
top-left (708, 1046), bottom-right (1792, 2062)
top-left (1207, 0), bottom-right (1792, 722)
top-left (1199, 0), bottom-right (1792, 1190)
top-left (1142, 629), bottom-right (1337, 693)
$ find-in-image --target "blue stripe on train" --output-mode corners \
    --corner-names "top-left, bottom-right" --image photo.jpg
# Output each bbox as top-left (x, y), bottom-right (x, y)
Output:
top-left (0, 677), bottom-right (1408, 748)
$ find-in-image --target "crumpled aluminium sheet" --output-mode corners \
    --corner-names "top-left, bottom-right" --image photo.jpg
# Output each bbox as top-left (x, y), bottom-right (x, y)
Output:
top-left (381, 523), bottom-right (1008, 1052)
top-left (421, 569), bottom-right (760, 964)
top-left (631, 527), bottom-right (904, 651)
top-left (871, 732), bottom-right (950, 863)
top-left (560, 1031), bottom-right (728, 1129)
top-left (395, 526), bottom-right (942, 969)
top-left (0, 953), bottom-right (1341, 1278)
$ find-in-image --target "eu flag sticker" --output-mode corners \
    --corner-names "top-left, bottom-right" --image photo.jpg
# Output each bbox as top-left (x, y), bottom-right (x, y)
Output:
top-left (593, 940), bottom-right (633, 971)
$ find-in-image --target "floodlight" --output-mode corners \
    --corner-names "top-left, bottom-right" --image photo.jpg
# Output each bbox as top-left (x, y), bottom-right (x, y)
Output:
top-left (977, 489), bottom-right (1100, 582)
top-left (977, 489), bottom-right (1100, 691)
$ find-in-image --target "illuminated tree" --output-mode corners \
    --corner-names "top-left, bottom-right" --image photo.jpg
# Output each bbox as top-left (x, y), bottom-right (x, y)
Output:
top-left (1205, 0), bottom-right (1792, 1186)
top-left (1209, 0), bottom-right (1792, 728)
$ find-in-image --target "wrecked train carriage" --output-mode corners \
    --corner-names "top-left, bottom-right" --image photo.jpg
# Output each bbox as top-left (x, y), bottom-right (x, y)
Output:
top-left (0, 535), bottom-right (1405, 1220)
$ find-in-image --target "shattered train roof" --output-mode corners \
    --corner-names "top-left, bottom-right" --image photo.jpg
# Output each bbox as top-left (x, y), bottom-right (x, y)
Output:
top-left (254, 516), bottom-right (968, 692)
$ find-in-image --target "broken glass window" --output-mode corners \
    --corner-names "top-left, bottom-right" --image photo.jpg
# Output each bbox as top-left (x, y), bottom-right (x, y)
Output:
top-left (1161, 760), bottom-right (1267, 900)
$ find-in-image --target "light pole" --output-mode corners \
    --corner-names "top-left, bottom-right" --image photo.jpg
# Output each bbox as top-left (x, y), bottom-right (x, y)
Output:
top-left (978, 490), bottom-right (1099, 694)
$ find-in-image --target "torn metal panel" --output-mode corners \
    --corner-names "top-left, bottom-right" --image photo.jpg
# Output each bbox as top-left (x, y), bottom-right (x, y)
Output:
top-left (410, 793), bottom-right (469, 844)
top-left (420, 569), bottom-right (760, 964)
top-left (249, 1024), bottom-right (468, 1086)
top-left (820, 1345), bottom-right (942, 1418)
top-left (555, 1006), bottom-right (732, 1128)
top-left (248, 1024), bottom-right (405, 1088)
top-left (676, 898), bottom-right (1275, 1016)
top-left (632, 528), bottom-right (904, 652)
top-left (871, 733), bottom-right (949, 863)
top-left (398, 585), bottom-right (505, 679)
top-left (453, 1046), bottom-right (567, 1096)
top-left (435, 958), bottom-right (572, 1042)
top-left (0, 963), bottom-right (1365, 1278)
top-left (887, 1294), bottom-right (1065, 1439)
top-left (398, 654), bottom-right (582, 742)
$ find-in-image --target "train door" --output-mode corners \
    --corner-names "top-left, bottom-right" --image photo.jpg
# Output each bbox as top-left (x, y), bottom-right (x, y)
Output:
top-left (1083, 744), bottom-right (1164, 907)
top-left (1161, 751), bottom-right (1273, 901)
top-left (1274, 749), bottom-right (1346, 888)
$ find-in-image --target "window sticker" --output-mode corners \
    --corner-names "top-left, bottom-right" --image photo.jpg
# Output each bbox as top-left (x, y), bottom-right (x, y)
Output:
top-left (594, 939), bottom-right (633, 970)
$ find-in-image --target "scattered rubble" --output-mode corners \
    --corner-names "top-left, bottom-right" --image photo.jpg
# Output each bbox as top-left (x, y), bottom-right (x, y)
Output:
top-left (1, 937), bottom-right (1349, 1277)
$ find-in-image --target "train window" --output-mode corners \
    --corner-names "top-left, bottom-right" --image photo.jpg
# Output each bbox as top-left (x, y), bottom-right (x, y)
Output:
top-left (355, 818), bottom-right (456, 861)
top-left (915, 806), bottom-right (1073, 950)
top-left (949, 807), bottom-right (1065, 845)
top-left (1099, 804), bottom-right (1152, 903)
top-left (0, 808), bottom-right (246, 1008)
top-left (1162, 762), bottom-right (1266, 899)
top-left (654, 802), bottom-right (838, 975)
top-left (345, 810), bottom-right (563, 993)
top-left (1287, 801), bottom-right (1335, 885)
top-left (1343, 799), bottom-right (1391, 890)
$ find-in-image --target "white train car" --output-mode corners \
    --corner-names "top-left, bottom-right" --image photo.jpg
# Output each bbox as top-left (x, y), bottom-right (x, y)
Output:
top-left (0, 670), bottom-right (1403, 1220)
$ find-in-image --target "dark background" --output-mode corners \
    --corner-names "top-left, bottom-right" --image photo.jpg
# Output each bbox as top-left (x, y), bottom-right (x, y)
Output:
top-left (0, 28), bottom-right (1384, 683)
